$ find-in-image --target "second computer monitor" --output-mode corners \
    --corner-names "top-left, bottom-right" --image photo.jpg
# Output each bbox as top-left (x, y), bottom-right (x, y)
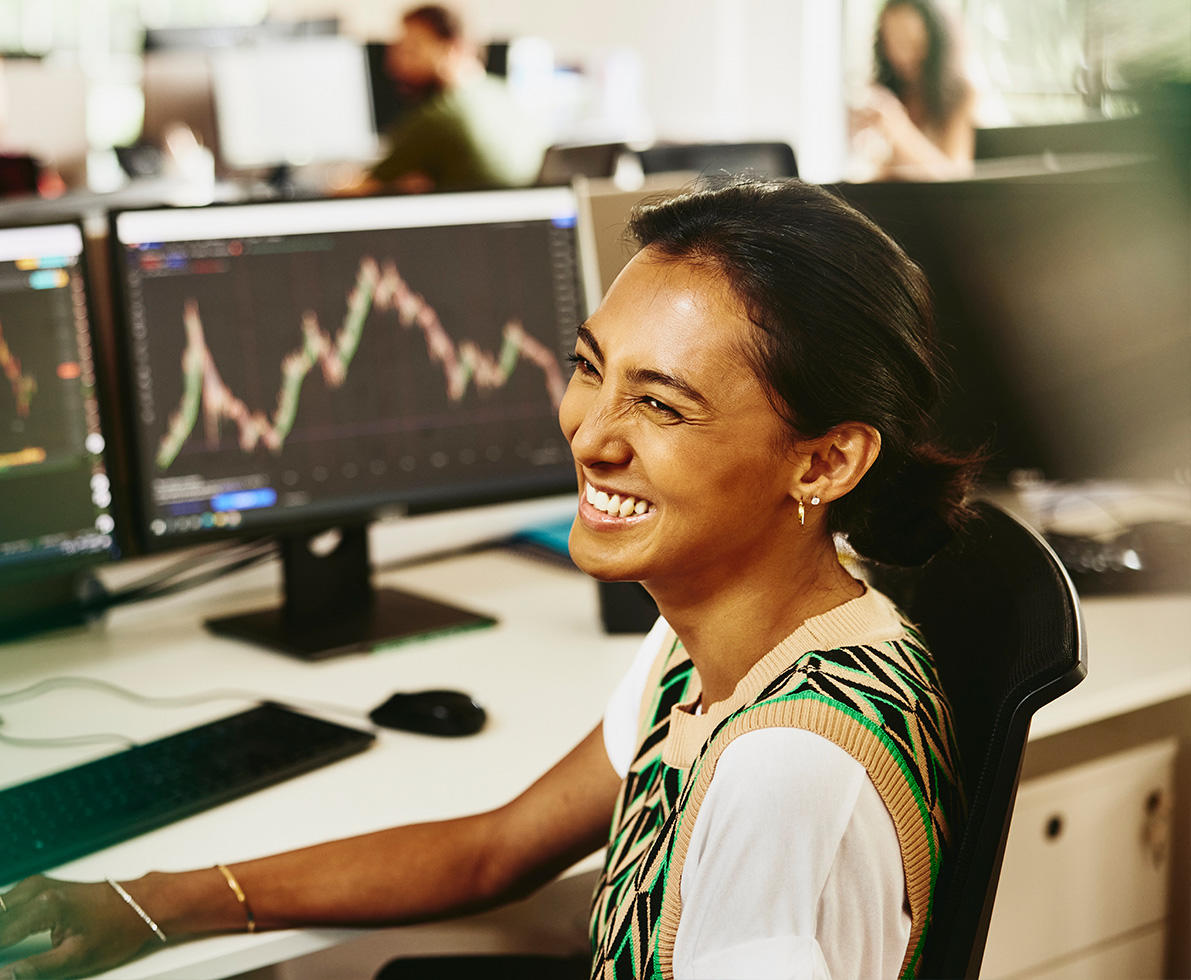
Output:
top-left (0, 222), bottom-right (118, 636)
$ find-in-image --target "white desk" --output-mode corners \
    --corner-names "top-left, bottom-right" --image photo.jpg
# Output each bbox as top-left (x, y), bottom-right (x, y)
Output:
top-left (1, 496), bottom-right (1188, 979)
top-left (0, 497), bottom-right (640, 979)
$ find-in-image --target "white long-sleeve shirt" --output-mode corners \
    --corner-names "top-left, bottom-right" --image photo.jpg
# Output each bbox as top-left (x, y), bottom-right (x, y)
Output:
top-left (602, 617), bottom-right (911, 979)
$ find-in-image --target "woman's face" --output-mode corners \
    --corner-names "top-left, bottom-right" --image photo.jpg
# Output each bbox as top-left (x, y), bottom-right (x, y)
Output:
top-left (880, 4), bottom-right (930, 83)
top-left (559, 250), bottom-right (801, 592)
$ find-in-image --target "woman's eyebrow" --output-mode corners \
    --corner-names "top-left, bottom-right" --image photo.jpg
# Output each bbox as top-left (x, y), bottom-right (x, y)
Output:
top-left (625, 366), bottom-right (711, 410)
top-left (575, 323), bottom-right (603, 364)
top-left (577, 324), bottom-right (711, 410)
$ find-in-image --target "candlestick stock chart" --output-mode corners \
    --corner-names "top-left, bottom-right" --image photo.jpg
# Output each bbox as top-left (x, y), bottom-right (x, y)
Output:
top-left (124, 215), bottom-right (581, 533)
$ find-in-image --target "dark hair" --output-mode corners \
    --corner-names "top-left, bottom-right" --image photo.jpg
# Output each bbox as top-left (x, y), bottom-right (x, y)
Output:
top-left (403, 4), bottom-right (464, 42)
top-left (627, 177), bottom-right (982, 566)
top-left (874, 0), bottom-right (967, 128)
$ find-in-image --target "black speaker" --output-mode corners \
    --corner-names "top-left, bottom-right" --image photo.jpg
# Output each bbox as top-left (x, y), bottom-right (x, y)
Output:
top-left (597, 580), bottom-right (658, 634)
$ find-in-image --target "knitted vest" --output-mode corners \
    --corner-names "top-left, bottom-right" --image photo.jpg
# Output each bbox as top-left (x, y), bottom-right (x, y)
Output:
top-left (588, 590), bottom-right (964, 980)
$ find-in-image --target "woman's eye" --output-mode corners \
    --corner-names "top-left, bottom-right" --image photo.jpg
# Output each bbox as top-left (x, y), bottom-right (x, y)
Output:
top-left (566, 352), bottom-right (598, 377)
top-left (642, 396), bottom-right (680, 418)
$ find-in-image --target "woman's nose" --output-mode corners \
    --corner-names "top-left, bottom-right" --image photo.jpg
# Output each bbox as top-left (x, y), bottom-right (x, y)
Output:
top-left (561, 384), bottom-right (631, 468)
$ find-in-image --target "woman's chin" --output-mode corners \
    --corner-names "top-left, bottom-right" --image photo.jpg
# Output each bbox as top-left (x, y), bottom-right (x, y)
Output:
top-left (568, 535), bottom-right (643, 584)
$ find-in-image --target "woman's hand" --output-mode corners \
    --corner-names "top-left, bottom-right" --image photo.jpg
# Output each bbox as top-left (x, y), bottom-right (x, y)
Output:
top-left (851, 85), bottom-right (918, 146)
top-left (0, 877), bottom-right (160, 979)
top-left (849, 83), bottom-right (973, 180)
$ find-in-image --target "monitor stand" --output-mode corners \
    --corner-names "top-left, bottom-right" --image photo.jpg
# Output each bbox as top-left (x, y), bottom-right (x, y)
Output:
top-left (205, 523), bottom-right (495, 660)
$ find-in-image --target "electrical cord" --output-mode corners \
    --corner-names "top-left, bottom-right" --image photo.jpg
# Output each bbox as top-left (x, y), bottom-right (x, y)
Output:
top-left (93, 528), bottom-right (510, 615)
top-left (96, 539), bottom-right (277, 612)
top-left (0, 724), bottom-right (137, 750)
top-left (0, 676), bottom-right (381, 750)
top-left (0, 532), bottom-right (523, 748)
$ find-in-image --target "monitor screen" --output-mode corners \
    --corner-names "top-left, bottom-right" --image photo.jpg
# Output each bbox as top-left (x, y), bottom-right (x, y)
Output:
top-left (109, 188), bottom-right (585, 657)
top-left (832, 172), bottom-right (1191, 489)
top-left (209, 37), bottom-right (378, 171)
top-left (574, 172), bottom-right (698, 313)
top-left (0, 222), bottom-right (118, 634)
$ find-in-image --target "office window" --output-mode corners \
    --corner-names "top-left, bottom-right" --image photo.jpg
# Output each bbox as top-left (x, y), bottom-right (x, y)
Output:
top-left (0, 0), bottom-right (270, 158)
top-left (845, 0), bottom-right (1189, 125)
top-left (964, 0), bottom-right (1188, 122)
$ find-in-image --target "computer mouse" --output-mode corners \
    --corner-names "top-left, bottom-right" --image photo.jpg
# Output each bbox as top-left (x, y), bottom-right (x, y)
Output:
top-left (368, 689), bottom-right (487, 737)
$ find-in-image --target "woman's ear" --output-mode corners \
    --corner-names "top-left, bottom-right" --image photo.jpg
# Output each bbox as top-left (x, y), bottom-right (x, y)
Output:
top-left (790, 423), bottom-right (882, 505)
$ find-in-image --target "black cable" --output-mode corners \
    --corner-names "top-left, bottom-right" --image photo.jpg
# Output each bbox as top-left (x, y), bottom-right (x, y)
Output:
top-left (95, 539), bottom-right (277, 612)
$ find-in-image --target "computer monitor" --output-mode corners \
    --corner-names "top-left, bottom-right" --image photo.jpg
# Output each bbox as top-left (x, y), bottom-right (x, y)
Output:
top-left (0, 222), bottom-right (119, 637)
top-left (573, 172), bottom-right (699, 313)
top-left (209, 37), bottom-right (379, 173)
top-left (109, 187), bottom-right (584, 658)
top-left (831, 171), bottom-right (1191, 490)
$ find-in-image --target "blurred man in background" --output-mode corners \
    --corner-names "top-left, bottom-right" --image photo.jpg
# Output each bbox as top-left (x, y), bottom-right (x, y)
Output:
top-left (354, 4), bottom-right (546, 194)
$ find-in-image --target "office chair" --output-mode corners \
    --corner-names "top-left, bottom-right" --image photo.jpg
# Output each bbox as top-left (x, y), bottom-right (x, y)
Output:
top-left (864, 500), bottom-right (1087, 979)
top-left (635, 140), bottom-right (797, 179)
top-left (535, 142), bottom-right (627, 186)
top-left (0, 154), bottom-right (41, 198)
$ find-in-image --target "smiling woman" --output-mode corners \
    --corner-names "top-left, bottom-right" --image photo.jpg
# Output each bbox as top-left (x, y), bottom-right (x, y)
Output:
top-left (0, 179), bottom-right (980, 980)
top-left (570, 179), bottom-right (980, 979)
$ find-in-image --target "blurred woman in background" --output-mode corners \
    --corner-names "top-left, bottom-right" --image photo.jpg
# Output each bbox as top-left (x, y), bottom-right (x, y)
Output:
top-left (851, 0), bottom-right (976, 180)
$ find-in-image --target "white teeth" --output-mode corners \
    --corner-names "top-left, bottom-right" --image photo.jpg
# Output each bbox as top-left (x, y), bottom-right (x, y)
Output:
top-left (583, 481), bottom-right (653, 517)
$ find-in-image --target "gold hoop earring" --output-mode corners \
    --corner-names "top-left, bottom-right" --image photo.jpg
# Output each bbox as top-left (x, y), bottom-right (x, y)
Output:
top-left (798, 499), bottom-right (806, 526)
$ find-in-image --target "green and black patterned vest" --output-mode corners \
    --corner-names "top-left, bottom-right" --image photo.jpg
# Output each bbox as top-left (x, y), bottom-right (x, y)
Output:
top-left (589, 604), bottom-right (963, 980)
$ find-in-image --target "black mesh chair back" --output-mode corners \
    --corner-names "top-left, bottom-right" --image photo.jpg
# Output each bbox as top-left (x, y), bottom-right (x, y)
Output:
top-left (636, 141), bottom-right (797, 179)
top-left (865, 500), bottom-right (1086, 979)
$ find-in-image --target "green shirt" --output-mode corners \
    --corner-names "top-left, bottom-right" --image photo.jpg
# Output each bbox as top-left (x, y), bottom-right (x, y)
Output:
top-left (369, 73), bottom-right (545, 191)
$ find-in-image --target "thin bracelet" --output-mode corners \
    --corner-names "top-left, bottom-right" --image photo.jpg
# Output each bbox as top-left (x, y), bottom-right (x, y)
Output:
top-left (215, 864), bottom-right (256, 933)
top-left (106, 879), bottom-right (167, 944)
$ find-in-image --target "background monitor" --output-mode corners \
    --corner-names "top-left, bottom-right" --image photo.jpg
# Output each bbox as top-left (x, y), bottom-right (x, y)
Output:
top-left (574, 171), bottom-right (698, 313)
top-left (0, 222), bottom-right (118, 637)
top-left (365, 41), bottom-right (410, 137)
top-left (209, 36), bottom-right (378, 173)
top-left (831, 170), bottom-right (1191, 491)
top-left (109, 187), bottom-right (585, 657)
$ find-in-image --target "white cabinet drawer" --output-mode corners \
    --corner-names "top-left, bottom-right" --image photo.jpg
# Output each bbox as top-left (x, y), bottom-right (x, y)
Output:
top-left (993, 924), bottom-right (1166, 980)
top-left (980, 738), bottom-right (1176, 977)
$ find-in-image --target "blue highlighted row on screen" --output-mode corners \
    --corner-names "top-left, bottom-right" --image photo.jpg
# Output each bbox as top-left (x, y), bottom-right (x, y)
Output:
top-left (29, 269), bottom-right (68, 289)
top-left (211, 488), bottom-right (278, 512)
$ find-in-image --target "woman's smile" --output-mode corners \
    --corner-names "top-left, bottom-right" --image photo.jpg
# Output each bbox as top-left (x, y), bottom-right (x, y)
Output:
top-left (578, 480), bottom-right (657, 525)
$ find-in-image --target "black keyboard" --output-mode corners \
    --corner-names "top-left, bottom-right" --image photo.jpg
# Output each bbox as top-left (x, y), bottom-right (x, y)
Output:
top-left (0, 702), bottom-right (375, 885)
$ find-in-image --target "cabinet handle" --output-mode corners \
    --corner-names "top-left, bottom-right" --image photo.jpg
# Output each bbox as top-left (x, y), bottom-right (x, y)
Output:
top-left (1142, 789), bottom-right (1170, 867)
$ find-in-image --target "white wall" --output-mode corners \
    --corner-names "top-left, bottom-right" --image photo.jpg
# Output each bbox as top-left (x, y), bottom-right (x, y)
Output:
top-left (268, 0), bottom-right (847, 178)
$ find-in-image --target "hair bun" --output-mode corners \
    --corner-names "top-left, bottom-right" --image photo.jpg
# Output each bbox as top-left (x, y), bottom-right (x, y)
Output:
top-left (842, 443), bottom-right (980, 566)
